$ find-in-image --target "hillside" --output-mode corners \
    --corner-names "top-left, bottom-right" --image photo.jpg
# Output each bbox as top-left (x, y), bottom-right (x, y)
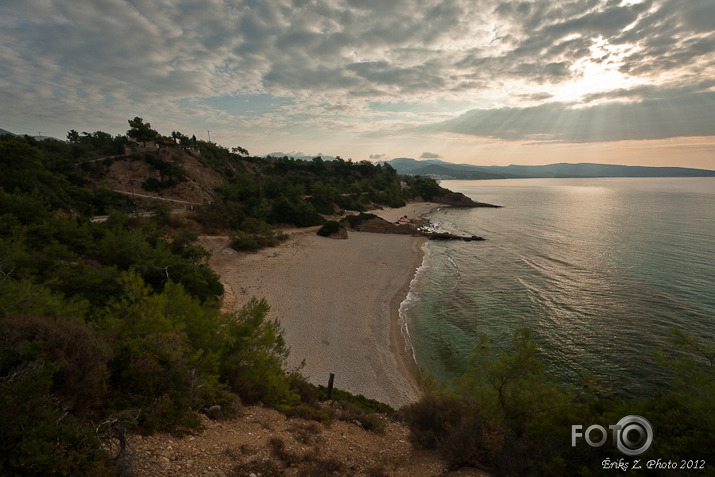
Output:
top-left (383, 157), bottom-right (715, 179)
top-left (127, 405), bottom-right (489, 477)
top-left (0, 123), bottom-right (496, 476)
top-left (384, 158), bottom-right (518, 180)
top-left (97, 146), bottom-right (225, 207)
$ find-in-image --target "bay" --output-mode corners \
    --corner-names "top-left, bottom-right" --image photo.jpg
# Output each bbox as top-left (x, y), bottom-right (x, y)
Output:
top-left (402, 177), bottom-right (715, 396)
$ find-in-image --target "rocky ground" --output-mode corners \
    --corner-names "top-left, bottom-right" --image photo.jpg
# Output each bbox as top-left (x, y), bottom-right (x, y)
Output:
top-left (124, 404), bottom-right (490, 477)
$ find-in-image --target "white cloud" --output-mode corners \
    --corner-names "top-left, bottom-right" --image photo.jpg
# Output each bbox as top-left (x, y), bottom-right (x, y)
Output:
top-left (0, 0), bottom-right (712, 160)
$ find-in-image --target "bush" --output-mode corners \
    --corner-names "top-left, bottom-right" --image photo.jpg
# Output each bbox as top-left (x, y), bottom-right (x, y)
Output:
top-left (268, 437), bottom-right (347, 476)
top-left (401, 393), bottom-right (505, 469)
top-left (0, 315), bottom-right (109, 416)
top-left (0, 361), bottom-right (111, 475)
top-left (229, 219), bottom-right (288, 251)
top-left (141, 177), bottom-right (180, 192)
top-left (230, 230), bottom-right (259, 251)
top-left (404, 328), bottom-right (715, 475)
top-left (283, 404), bottom-right (331, 425)
top-left (288, 373), bottom-right (320, 406)
top-left (268, 436), bottom-right (302, 465)
top-left (107, 334), bottom-right (196, 433)
top-left (270, 196), bottom-right (326, 227)
top-left (219, 298), bottom-right (298, 408)
top-left (317, 220), bottom-right (341, 237)
top-left (341, 213), bottom-right (378, 229)
top-left (318, 386), bottom-right (394, 414)
top-left (338, 402), bottom-right (386, 434)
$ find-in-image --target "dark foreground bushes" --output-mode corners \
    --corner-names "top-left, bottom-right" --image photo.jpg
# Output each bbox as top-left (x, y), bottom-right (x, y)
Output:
top-left (0, 361), bottom-right (112, 476)
top-left (0, 280), bottom-right (303, 475)
top-left (402, 394), bottom-right (505, 470)
top-left (402, 328), bottom-right (715, 476)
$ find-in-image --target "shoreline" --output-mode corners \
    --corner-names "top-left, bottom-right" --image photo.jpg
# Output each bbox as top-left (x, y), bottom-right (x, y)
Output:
top-left (388, 238), bottom-right (426, 399)
top-left (204, 202), bottom-right (443, 408)
top-left (371, 202), bottom-right (445, 398)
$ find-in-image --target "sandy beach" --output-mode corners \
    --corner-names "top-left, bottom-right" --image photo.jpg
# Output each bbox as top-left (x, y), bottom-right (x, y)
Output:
top-left (206, 202), bottom-right (441, 409)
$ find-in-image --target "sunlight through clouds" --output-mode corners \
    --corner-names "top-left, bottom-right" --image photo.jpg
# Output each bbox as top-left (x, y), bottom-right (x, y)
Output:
top-left (552, 37), bottom-right (643, 104)
top-left (0, 0), bottom-right (713, 167)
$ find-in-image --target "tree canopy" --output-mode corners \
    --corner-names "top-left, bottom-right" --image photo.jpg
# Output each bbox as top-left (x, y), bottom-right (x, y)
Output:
top-left (127, 116), bottom-right (159, 146)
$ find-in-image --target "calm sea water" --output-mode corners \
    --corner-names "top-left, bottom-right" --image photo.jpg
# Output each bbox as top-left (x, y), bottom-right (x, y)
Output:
top-left (400, 177), bottom-right (715, 396)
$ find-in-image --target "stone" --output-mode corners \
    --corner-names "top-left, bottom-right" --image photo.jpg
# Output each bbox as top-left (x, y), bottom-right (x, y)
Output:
top-left (158, 456), bottom-right (170, 469)
top-left (204, 405), bottom-right (224, 420)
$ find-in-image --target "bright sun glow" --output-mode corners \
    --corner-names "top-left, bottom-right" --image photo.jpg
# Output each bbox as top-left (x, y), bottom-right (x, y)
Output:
top-left (550, 37), bottom-right (641, 104)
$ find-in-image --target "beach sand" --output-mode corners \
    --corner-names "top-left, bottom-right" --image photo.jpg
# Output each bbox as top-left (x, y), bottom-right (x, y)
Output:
top-left (207, 202), bottom-right (441, 409)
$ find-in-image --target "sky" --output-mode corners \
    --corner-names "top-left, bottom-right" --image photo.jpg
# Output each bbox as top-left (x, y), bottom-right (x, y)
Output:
top-left (1, 0), bottom-right (714, 168)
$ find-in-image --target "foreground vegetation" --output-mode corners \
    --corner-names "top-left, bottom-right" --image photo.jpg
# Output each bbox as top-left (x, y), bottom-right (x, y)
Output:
top-left (401, 328), bottom-right (714, 476)
top-left (0, 126), bottom-right (418, 475)
top-left (2, 124), bottom-right (712, 475)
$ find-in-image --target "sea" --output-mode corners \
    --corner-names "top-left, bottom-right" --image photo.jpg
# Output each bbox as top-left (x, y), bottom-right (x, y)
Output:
top-left (400, 177), bottom-right (715, 397)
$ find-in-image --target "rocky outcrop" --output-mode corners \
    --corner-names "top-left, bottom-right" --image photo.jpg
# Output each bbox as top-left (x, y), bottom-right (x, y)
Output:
top-left (351, 217), bottom-right (484, 241)
top-left (424, 231), bottom-right (484, 241)
top-left (432, 191), bottom-right (501, 208)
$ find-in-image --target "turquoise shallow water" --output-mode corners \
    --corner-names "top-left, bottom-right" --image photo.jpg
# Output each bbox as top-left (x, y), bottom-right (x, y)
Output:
top-left (401, 177), bottom-right (715, 396)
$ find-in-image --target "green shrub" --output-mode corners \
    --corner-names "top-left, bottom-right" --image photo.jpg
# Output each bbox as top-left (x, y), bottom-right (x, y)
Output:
top-left (107, 334), bottom-right (195, 433)
top-left (283, 404), bottom-right (331, 425)
top-left (230, 230), bottom-right (259, 251)
top-left (339, 402), bottom-right (386, 434)
top-left (317, 220), bottom-right (341, 237)
top-left (288, 373), bottom-right (320, 406)
top-left (401, 393), bottom-right (505, 469)
top-left (0, 315), bottom-right (109, 416)
top-left (317, 386), bottom-right (394, 414)
top-left (270, 196), bottom-right (325, 227)
top-left (140, 394), bottom-right (202, 435)
top-left (0, 361), bottom-right (111, 476)
top-left (239, 218), bottom-right (289, 248)
top-left (141, 177), bottom-right (181, 192)
top-left (341, 213), bottom-right (378, 229)
top-left (219, 298), bottom-right (298, 408)
top-left (334, 194), bottom-right (366, 212)
top-left (403, 328), bottom-right (715, 475)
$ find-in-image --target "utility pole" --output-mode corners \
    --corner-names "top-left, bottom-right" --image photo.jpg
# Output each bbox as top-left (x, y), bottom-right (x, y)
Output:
top-left (207, 130), bottom-right (211, 143)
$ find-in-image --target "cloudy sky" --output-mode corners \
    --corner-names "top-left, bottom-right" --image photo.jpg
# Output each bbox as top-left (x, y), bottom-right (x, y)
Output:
top-left (2, 0), bottom-right (714, 168)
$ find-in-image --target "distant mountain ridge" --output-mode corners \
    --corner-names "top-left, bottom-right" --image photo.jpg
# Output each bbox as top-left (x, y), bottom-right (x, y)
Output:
top-left (0, 127), bottom-right (57, 141)
top-left (0, 128), bottom-right (19, 136)
top-left (266, 152), bottom-right (339, 162)
top-left (382, 157), bottom-right (715, 179)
